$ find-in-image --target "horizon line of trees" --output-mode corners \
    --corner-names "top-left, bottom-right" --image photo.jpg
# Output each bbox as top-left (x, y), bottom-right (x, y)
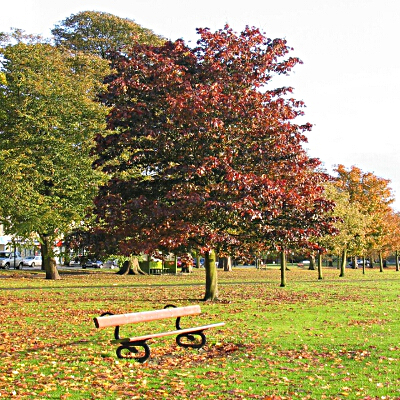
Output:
top-left (1, 11), bottom-right (399, 301)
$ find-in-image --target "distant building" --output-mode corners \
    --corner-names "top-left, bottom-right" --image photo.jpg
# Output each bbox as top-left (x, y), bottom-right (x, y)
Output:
top-left (0, 224), bottom-right (65, 262)
top-left (0, 224), bottom-right (13, 251)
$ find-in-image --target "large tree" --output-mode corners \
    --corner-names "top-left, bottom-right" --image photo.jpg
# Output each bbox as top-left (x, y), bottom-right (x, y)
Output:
top-left (51, 11), bottom-right (164, 57)
top-left (0, 38), bottom-right (109, 279)
top-left (94, 26), bottom-right (334, 299)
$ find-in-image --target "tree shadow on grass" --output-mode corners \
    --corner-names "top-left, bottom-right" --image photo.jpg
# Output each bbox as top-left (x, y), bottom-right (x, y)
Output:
top-left (3, 338), bottom-right (93, 359)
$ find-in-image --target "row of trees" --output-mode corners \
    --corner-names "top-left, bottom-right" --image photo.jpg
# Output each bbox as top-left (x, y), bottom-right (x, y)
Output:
top-left (0, 11), bottom-right (398, 300)
top-left (321, 164), bottom-right (399, 277)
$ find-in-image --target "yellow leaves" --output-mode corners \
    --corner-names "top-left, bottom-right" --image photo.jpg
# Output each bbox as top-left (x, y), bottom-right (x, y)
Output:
top-left (175, 372), bottom-right (191, 377)
top-left (340, 386), bottom-right (352, 396)
top-left (331, 165), bottom-right (396, 252)
top-left (2, 268), bottom-right (400, 399)
top-left (0, 71), bottom-right (7, 85)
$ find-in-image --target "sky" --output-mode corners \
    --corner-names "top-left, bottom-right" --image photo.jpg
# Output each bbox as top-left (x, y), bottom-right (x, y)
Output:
top-left (1, 0), bottom-right (400, 208)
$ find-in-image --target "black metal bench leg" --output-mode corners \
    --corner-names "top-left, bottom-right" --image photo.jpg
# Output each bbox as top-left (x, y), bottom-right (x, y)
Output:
top-left (176, 331), bottom-right (206, 349)
top-left (116, 341), bottom-right (151, 363)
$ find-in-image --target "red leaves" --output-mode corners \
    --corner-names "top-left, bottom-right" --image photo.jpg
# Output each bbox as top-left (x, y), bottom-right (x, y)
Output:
top-left (94, 25), bottom-right (334, 257)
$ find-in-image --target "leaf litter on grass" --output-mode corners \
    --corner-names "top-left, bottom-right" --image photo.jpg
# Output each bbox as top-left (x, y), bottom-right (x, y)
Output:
top-left (2, 267), bottom-right (400, 398)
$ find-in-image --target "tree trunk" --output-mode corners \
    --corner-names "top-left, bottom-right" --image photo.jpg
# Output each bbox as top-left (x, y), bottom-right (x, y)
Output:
top-left (203, 250), bottom-right (218, 301)
top-left (352, 255), bottom-right (358, 269)
top-left (117, 257), bottom-right (146, 275)
top-left (339, 248), bottom-right (347, 277)
top-left (219, 256), bottom-right (232, 271)
top-left (317, 252), bottom-right (323, 280)
top-left (40, 234), bottom-right (60, 280)
top-left (379, 251), bottom-right (384, 273)
top-left (396, 250), bottom-right (399, 272)
top-left (362, 255), bottom-right (366, 275)
top-left (280, 251), bottom-right (286, 287)
top-left (308, 254), bottom-right (316, 270)
top-left (195, 255), bottom-right (201, 268)
top-left (369, 254), bottom-right (374, 268)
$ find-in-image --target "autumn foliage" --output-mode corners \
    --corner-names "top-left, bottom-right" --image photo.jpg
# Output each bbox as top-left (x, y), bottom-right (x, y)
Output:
top-left (330, 165), bottom-right (399, 272)
top-left (94, 25), bottom-right (334, 268)
top-left (2, 268), bottom-right (400, 399)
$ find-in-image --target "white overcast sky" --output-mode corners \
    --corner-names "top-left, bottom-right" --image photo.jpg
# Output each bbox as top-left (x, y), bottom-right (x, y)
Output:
top-left (2, 0), bottom-right (400, 208)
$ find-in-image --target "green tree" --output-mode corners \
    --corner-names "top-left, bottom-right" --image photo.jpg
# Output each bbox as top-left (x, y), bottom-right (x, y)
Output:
top-left (385, 212), bottom-right (400, 271)
top-left (0, 40), bottom-right (109, 279)
top-left (334, 165), bottom-right (394, 274)
top-left (52, 11), bottom-right (164, 57)
top-left (321, 182), bottom-right (369, 277)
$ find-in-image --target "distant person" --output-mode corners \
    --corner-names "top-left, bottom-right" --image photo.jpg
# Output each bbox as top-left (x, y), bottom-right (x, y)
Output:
top-left (180, 253), bottom-right (193, 273)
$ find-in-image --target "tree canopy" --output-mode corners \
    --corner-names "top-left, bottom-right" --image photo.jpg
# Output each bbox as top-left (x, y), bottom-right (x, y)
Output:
top-left (51, 11), bottom-right (165, 57)
top-left (0, 40), bottom-right (110, 278)
top-left (93, 25), bottom-right (335, 298)
top-left (334, 165), bottom-right (395, 271)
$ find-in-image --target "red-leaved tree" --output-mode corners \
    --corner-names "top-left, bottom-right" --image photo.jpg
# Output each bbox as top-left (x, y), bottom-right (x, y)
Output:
top-left (94, 25), bottom-right (334, 299)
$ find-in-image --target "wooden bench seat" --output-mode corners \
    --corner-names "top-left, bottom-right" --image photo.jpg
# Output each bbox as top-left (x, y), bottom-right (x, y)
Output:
top-left (94, 305), bottom-right (225, 363)
top-left (111, 323), bottom-right (226, 344)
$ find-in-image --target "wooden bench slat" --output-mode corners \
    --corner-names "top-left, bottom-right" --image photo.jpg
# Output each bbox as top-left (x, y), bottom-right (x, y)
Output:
top-left (94, 305), bottom-right (201, 328)
top-left (110, 322), bottom-right (225, 344)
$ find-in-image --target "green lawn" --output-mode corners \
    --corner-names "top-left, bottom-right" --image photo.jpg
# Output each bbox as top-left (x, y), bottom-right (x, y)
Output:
top-left (1, 266), bottom-right (400, 399)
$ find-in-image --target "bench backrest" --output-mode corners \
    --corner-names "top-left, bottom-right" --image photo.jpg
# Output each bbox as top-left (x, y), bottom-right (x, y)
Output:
top-left (94, 305), bottom-right (201, 328)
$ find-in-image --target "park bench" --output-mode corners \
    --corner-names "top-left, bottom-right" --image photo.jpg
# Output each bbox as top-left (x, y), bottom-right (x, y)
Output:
top-left (93, 304), bottom-right (225, 363)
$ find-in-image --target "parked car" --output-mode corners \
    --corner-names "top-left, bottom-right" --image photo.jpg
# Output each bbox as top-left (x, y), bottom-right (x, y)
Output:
top-left (347, 259), bottom-right (370, 268)
top-left (297, 260), bottom-right (310, 266)
top-left (82, 259), bottom-right (103, 269)
top-left (104, 259), bottom-right (118, 269)
top-left (69, 259), bottom-right (81, 267)
top-left (0, 251), bottom-right (23, 269)
top-left (193, 258), bottom-right (205, 267)
top-left (22, 255), bottom-right (42, 267)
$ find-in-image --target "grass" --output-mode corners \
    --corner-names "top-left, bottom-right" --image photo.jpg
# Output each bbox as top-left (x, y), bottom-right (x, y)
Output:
top-left (1, 266), bottom-right (400, 399)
